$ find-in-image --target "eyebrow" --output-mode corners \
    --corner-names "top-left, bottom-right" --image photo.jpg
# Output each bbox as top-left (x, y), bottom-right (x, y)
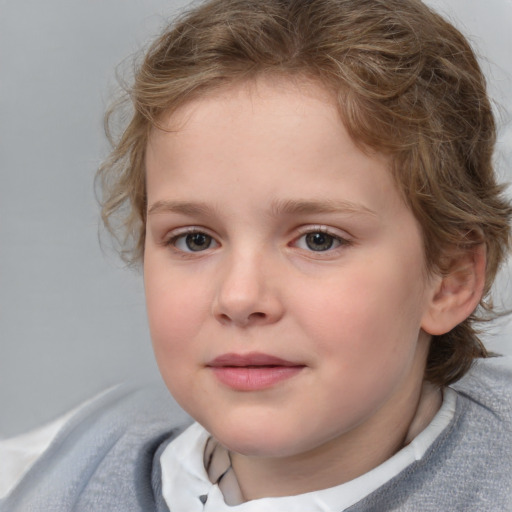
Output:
top-left (147, 200), bottom-right (216, 217)
top-left (269, 199), bottom-right (377, 217)
top-left (147, 198), bottom-right (377, 217)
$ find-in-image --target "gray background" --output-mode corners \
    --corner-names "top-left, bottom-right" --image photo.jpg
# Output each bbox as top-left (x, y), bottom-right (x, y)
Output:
top-left (1, 0), bottom-right (511, 437)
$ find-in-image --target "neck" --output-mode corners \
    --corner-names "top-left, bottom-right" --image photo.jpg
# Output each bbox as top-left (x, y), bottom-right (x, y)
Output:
top-left (230, 380), bottom-right (442, 501)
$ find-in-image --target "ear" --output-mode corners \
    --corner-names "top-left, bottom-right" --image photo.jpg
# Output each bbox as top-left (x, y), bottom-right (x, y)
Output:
top-left (421, 243), bottom-right (486, 336)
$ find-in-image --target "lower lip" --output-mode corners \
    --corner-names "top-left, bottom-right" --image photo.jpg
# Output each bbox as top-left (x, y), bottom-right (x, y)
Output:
top-left (210, 366), bottom-right (304, 391)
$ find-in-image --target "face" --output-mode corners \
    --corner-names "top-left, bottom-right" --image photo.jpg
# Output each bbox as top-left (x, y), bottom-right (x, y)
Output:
top-left (144, 79), bottom-right (438, 461)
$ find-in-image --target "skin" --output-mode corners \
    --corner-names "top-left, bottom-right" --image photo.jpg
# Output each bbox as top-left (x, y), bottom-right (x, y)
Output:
top-left (143, 78), bottom-right (446, 499)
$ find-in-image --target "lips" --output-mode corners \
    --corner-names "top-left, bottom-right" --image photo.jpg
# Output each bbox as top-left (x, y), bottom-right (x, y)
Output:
top-left (208, 352), bottom-right (301, 368)
top-left (207, 352), bottom-right (305, 391)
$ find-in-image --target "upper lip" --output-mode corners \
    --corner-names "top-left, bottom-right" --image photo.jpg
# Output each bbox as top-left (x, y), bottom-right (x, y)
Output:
top-left (207, 352), bottom-right (302, 367)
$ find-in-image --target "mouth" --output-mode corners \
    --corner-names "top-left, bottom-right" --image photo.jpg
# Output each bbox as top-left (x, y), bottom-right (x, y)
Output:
top-left (206, 352), bottom-right (305, 391)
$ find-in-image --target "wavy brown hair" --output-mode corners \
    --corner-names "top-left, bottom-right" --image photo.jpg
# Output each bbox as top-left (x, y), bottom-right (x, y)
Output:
top-left (97, 0), bottom-right (512, 386)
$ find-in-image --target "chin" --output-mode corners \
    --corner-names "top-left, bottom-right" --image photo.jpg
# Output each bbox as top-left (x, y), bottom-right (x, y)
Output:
top-left (204, 418), bottom-right (314, 458)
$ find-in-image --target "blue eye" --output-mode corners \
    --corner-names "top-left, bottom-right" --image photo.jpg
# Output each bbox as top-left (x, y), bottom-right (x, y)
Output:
top-left (173, 232), bottom-right (217, 252)
top-left (295, 231), bottom-right (343, 252)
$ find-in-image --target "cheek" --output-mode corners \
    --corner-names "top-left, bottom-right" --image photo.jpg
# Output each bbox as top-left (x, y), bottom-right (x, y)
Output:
top-left (293, 267), bottom-right (427, 426)
top-left (145, 279), bottom-right (209, 410)
top-left (144, 261), bottom-right (207, 368)
top-left (294, 256), bottom-right (427, 362)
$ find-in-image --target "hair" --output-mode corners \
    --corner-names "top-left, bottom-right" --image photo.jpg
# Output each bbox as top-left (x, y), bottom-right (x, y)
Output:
top-left (97, 0), bottom-right (512, 386)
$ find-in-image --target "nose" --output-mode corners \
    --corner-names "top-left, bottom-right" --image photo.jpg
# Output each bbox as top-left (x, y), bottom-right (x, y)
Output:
top-left (212, 251), bottom-right (284, 327)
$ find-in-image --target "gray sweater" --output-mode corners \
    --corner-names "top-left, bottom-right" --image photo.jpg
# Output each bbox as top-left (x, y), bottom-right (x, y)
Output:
top-left (1, 358), bottom-right (511, 511)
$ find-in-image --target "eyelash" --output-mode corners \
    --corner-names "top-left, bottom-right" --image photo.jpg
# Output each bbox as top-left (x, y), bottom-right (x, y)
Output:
top-left (164, 226), bottom-right (351, 254)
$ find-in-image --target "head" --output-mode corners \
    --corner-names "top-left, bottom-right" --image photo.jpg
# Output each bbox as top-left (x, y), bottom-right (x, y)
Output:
top-left (98, 0), bottom-right (511, 388)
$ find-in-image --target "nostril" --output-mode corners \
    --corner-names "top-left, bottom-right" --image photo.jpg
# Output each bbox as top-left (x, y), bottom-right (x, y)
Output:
top-left (216, 311), bottom-right (267, 326)
top-left (249, 312), bottom-right (266, 320)
top-left (217, 313), bottom-right (232, 325)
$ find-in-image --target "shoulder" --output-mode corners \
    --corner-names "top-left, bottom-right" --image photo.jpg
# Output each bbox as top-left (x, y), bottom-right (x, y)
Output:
top-left (29, 381), bottom-right (192, 448)
top-left (33, 380), bottom-right (192, 459)
top-left (69, 380), bottom-right (190, 428)
top-left (351, 358), bottom-right (512, 511)
top-left (0, 382), bottom-right (192, 511)
top-left (451, 355), bottom-right (512, 422)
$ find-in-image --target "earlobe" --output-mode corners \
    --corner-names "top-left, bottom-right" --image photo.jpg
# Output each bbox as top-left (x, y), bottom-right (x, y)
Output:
top-left (421, 243), bottom-right (486, 336)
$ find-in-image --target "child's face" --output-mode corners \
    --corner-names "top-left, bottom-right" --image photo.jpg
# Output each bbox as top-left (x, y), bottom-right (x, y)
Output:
top-left (144, 78), bottom-right (438, 460)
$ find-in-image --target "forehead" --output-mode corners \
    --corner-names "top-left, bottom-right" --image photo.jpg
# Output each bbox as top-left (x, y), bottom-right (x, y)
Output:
top-left (154, 76), bottom-right (341, 150)
top-left (145, 77), bottom-right (405, 220)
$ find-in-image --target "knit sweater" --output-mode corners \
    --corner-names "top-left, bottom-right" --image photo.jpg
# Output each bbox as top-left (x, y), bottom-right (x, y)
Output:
top-left (1, 358), bottom-right (511, 511)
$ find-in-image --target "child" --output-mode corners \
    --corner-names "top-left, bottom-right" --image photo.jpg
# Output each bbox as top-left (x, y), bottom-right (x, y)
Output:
top-left (2, 0), bottom-right (512, 510)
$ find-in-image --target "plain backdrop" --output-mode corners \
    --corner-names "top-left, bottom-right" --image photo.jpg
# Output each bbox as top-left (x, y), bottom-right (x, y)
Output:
top-left (1, 0), bottom-right (512, 437)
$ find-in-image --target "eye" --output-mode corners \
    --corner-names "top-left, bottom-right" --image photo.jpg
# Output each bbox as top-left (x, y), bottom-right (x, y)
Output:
top-left (294, 231), bottom-right (345, 252)
top-left (171, 231), bottom-right (218, 252)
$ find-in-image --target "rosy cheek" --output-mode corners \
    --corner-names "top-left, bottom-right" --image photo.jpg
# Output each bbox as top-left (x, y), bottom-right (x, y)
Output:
top-left (148, 285), bottom-right (205, 354)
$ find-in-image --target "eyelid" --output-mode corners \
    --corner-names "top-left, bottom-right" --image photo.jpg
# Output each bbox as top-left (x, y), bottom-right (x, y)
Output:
top-left (294, 224), bottom-right (352, 241)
